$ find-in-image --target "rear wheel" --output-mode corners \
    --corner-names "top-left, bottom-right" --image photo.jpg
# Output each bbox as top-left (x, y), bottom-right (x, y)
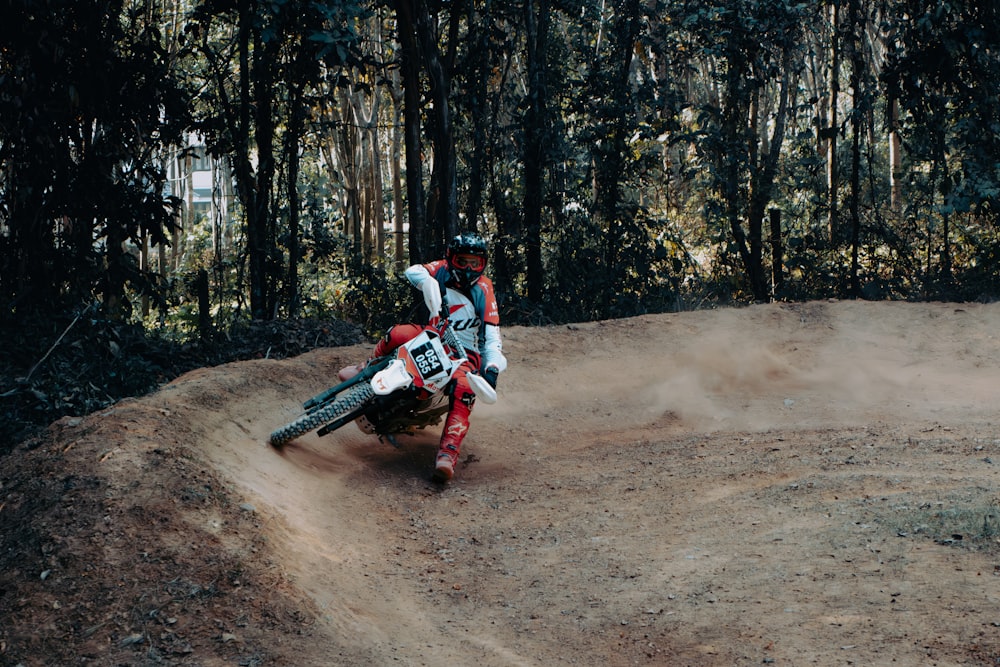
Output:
top-left (269, 384), bottom-right (375, 447)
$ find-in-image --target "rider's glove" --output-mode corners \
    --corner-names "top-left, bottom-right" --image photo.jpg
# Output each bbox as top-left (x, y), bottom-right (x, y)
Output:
top-left (421, 278), bottom-right (442, 317)
top-left (483, 366), bottom-right (499, 389)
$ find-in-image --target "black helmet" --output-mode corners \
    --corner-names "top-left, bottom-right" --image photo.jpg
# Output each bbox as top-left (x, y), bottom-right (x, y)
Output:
top-left (446, 233), bottom-right (488, 288)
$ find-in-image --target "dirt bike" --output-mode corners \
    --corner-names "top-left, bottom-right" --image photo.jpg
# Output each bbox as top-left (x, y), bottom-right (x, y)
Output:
top-left (268, 312), bottom-right (496, 449)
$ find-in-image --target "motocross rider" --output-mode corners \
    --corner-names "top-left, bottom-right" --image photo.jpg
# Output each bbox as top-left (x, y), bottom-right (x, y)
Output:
top-left (340, 232), bottom-right (507, 483)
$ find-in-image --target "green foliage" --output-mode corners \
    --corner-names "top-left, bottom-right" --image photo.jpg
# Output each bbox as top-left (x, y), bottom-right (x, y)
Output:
top-left (0, 305), bottom-right (174, 449)
top-left (520, 204), bottom-right (684, 324)
top-left (884, 0), bottom-right (1000, 223)
top-left (6, 0), bottom-right (1000, 456)
top-left (0, 304), bottom-right (364, 455)
top-left (336, 253), bottom-right (415, 338)
top-left (0, 0), bottom-right (189, 320)
top-left (180, 0), bottom-right (368, 320)
top-left (944, 215), bottom-right (1000, 302)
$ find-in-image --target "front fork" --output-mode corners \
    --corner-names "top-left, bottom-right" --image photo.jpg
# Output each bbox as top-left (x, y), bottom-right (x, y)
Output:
top-left (304, 357), bottom-right (391, 412)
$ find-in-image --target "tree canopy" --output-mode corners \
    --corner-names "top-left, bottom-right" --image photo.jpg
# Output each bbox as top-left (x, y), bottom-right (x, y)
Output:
top-left (3, 0), bottom-right (1000, 326)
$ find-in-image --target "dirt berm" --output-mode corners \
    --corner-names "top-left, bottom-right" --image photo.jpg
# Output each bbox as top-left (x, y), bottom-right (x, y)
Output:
top-left (2, 299), bottom-right (998, 666)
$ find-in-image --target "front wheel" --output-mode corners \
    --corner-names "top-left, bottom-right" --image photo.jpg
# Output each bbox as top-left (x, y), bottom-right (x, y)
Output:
top-left (269, 383), bottom-right (375, 447)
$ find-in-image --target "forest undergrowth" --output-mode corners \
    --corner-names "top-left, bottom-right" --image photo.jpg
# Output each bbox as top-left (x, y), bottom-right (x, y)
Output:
top-left (0, 314), bottom-right (365, 454)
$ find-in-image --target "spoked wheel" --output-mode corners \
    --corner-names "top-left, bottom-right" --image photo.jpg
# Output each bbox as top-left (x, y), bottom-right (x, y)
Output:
top-left (269, 383), bottom-right (375, 447)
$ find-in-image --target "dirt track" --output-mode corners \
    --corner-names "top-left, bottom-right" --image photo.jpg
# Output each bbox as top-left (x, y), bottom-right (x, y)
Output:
top-left (2, 300), bottom-right (1000, 666)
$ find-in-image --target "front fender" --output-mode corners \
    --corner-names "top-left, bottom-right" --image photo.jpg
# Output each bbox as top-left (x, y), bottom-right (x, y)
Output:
top-left (371, 359), bottom-right (414, 395)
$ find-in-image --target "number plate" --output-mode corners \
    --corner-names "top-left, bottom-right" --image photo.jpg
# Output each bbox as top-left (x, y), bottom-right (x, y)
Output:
top-left (410, 340), bottom-right (445, 378)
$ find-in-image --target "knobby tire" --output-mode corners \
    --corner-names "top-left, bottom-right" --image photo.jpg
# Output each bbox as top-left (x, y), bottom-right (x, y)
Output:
top-left (269, 383), bottom-right (375, 447)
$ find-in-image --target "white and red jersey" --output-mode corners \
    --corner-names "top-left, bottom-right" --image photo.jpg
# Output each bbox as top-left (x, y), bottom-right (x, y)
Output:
top-left (405, 260), bottom-right (507, 373)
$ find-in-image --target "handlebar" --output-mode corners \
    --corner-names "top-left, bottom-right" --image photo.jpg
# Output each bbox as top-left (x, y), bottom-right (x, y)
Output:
top-left (436, 299), bottom-right (467, 361)
top-left (434, 297), bottom-right (497, 404)
top-left (439, 318), bottom-right (467, 362)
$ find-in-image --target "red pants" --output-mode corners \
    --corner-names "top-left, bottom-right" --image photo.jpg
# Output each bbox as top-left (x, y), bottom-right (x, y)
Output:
top-left (373, 324), bottom-right (479, 461)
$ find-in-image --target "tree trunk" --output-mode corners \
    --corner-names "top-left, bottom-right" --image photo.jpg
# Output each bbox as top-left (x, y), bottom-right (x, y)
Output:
top-left (140, 227), bottom-right (150, 317)
top-left (356, 88), bottom-right (382, 262)
top-left (769, 208), bottom-right (784, 295)
top-left (251, 30), bottom-right (278, 319)
top-left (181, 152), bottom-right (192, 270)
top-left (371, 124), bottom-right (386, 262)
top-left (888, 97), bottom-right (902, 213)
top-left (211, 158), bottom-right (222, 262)
top-left (394, 0), bottom-right (430, 263)
top-left (196, 268), bottom-right (211, 340)
top-left (847, 0), bottom-right (863, 297)
top-left (389, 67), bottom-right (406, 268)
top-left (593, 0), bottom-right (642, 313)
top-left (225, 0), bottom-right (265, 319)
top-left (719, 12), bottom-right (767, 301)
top-left (826, 0), bottom-right (840, 242)
top-left (285, 77), bottom-right (305, 318)
top-left (413, 0), bottom-right (457, 249)
top-left (937, 136), bottom-right (952, 285)
top-left (461, 1), bottom-right (490, 233)
top-left (747, 59), bottom-right (794, 302)
top-left (523, 0), bottom-right (548, 304)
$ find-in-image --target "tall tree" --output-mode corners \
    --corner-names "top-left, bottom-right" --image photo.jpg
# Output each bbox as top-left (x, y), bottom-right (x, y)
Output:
top-left (845, 0), bottom-right (865, 295)
top-left (825, 0), bottom-right (841, 242)
top-left (393, 0), bottom-right (460, 261)
top-left (447, 1), bottom-right (528, 304)
top-left (522, 0), bottom-right (550, 304)
top-left (393, 0), bottom-right (430, 263)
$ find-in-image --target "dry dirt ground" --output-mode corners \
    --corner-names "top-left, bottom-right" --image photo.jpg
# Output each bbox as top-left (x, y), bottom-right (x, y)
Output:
top-left (2, 299), bottom-right (1000, 667)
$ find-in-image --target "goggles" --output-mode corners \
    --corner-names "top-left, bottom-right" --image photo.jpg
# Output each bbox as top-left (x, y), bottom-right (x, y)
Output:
top-left (451, 253), bottom-right (485, 271)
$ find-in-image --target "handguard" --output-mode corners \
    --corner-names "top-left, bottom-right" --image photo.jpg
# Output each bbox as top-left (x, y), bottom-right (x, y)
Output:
top-left (467, 372), bottom-right (497, 404)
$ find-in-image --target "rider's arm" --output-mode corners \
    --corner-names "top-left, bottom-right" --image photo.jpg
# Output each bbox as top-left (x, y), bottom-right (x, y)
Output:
top-left (477, 276), bottom-right (507, 373)
top-left (404, 263), bottom-right (432, 287)
top-left (404, 260), bottom-right (448, 288)
top-left (481, 323), bottom-right (507, 373)
top-left (405, 262), bottom-right (447, 317)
